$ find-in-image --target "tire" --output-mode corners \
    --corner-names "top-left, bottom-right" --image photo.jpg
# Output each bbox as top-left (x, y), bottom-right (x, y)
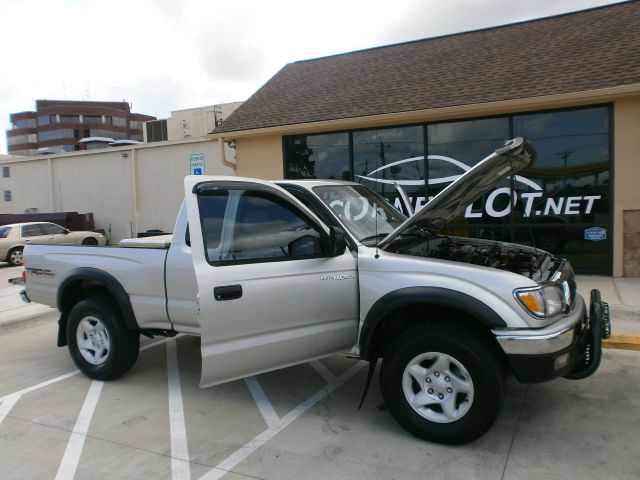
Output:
top-left (67, 298), bottom-right (140, 381)
top-left (82, 237), bottom-right (98, 246)
top-left (7, 247), bottom-right (23, 266)
top-left (380, 323), bottom-right (505, 445)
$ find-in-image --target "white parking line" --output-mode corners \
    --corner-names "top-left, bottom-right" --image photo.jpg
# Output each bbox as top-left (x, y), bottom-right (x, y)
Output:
top-left (0, 337), bottom-right (173, 431)
top-left (0, 371), bottom-right (81, 403)
top-left (199, 361), bottom-right (365, 480)
top-left (167, 338), bottom-right (191, 480)
top-left (0, 393), bottom-right (20, 426)
top-left (0, 337), bottom-right (173, 404)
top-left (309, 359), bottom-right (338, 383)
top-left (55, 380), bottom-right (104, 480)
top-left (245, 376), bottom-right (280, 429)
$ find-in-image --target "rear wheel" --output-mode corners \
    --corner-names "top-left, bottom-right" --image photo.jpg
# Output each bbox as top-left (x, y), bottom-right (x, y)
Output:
top-left (380, 323), bottom-right (505, 445)
top-left (67, 298), bottom-right (140, 380)
top-left (7, 247), bottom-right (23, 266)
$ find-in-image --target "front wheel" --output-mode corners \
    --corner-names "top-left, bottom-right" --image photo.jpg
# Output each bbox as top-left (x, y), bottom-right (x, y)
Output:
top-left (67, 298), bottom-right (140, 380)
top-left (380, 323), bottom-right (505, 445)
top-left (82, 237), bottom-right (98, 246)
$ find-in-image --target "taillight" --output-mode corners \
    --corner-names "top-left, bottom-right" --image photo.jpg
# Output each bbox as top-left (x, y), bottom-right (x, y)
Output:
top-left (21, 258), bottom-right (26, 284)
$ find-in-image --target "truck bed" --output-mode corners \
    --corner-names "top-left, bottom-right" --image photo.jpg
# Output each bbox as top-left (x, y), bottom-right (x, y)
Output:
top-left (24, 244), bottom-right (172, 331)
top-left (119, 235), bottom-right (173, 249)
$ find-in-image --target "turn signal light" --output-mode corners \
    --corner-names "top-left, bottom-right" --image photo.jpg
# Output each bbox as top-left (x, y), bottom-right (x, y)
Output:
top-left (515, 284), bottom-right (567, 318)
top-left (516, 291), bottom-right (545, 316)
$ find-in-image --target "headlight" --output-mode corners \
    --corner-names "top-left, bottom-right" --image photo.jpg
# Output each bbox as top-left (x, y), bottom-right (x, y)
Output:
top-left (515, 284), bottom-right (567, 318)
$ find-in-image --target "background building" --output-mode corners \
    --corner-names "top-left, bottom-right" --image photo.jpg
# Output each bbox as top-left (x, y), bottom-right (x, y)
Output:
top-left (212, 2), bottom-right (640, 277)
top-left (0, 102), bottom-right (241, 243)
top-left (144, 102), bottom-right (242, 143)
top-left (6, 100), bottom-right (155, 156)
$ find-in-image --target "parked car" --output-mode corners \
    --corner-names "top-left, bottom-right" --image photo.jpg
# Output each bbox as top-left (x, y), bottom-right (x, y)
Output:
top-left (19, 138), bottom-right (609, 445)
top-left (0, 222), bottom-right (107, 266)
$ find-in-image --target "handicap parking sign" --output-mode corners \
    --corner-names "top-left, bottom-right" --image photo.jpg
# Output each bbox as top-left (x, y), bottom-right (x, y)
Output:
top-left (189, 153), bottom-right (205, 175)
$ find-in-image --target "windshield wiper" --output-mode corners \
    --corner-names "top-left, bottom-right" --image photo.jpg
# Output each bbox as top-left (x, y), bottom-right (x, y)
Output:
top-left (360, 233), bottom-right (391, 244)
top-left (361, 230), bottom-right (425, 244)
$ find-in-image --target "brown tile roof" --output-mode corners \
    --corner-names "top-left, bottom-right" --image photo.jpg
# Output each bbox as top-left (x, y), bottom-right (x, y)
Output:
top-left (215, 1), bottom-right (640, 134)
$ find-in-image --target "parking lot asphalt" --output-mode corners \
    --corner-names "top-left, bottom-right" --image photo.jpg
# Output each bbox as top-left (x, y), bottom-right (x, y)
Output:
top-left (1, 264), bottom-right (639, 479)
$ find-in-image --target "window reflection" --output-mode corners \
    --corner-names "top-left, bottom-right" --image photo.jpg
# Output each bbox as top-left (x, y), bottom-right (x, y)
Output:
top-left (198, 189), bottom-right (324, 265)
top-left (283, 105), bottom-right (611, 273)
top-left (353, 126), bottom-right (424, 212)
top-left (284, 133), bottom-right (350, 180)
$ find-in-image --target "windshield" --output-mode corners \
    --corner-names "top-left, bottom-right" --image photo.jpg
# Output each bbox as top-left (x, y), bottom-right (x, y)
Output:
top-left (0, 226), bottom-right (11, 239)
top-left (313, 185), bottom-right (407, 244)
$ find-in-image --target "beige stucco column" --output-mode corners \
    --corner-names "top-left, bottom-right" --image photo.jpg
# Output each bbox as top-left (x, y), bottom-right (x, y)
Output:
top-left (613, 96), bottom-right (640, 277)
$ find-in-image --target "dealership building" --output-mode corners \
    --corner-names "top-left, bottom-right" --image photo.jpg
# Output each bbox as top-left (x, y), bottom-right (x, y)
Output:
top-left (212, 1), bottom-right (640, 277)
top-left (0, 2), bottom-right (639, 277)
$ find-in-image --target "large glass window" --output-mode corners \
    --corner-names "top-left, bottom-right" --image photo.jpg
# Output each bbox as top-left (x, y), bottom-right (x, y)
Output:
top-left (284, 133), bottom-right (350, 180)
top-left (512, 107), bottom-right (610, 273)
top-left (427, 117), bottom-right (511, 239)
top-left (60, 115), bottom-right (80, 124)
top-left (283, 105), bottom-right (612, 273)
top-left (353, 126), bottom-right (425, 213)
top-left (39, 129), bottom-right (74, 141)
top-left (82, 115), bottom-right (103, 124)
top-left (13, 118), bottom-right (36, 129)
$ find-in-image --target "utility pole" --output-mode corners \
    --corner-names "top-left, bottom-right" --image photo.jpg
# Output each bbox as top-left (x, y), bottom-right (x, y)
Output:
top-left (377, 142), bottom-right (391, 195)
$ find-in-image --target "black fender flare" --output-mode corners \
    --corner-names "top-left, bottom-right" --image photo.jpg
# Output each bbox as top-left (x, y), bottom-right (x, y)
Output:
top-left (359, 286), bottom-right (506, 360)
top-left (57, 267), bottom-right (140, 337)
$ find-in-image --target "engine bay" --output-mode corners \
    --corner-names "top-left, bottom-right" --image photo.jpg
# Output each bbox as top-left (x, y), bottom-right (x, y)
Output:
top-left (389, 234), bottom-right (558, 282)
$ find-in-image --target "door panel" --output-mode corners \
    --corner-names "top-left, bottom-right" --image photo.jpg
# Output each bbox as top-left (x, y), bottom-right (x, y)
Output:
top-left (184, 176), bottom-right (359, 387)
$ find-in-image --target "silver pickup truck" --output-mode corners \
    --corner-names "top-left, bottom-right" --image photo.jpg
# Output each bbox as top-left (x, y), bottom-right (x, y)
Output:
top-left (20, 138), bottom-right (609, 445)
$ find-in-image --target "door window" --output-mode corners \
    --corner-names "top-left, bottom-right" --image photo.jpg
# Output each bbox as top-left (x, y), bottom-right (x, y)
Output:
top-left (21, 224), bottom-right (44, 237)
top-left (198, 189), bottom-right (325, 265)
top-left (40, 223), bottom-right (67, 235)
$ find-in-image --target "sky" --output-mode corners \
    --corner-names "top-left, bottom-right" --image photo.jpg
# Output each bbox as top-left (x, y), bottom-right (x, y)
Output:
top-left (0, 0), bottom-right (625, 154)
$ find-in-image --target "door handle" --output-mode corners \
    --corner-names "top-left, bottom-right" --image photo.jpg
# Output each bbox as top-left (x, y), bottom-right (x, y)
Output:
top-left (214, 285), bottom-right (243, 301)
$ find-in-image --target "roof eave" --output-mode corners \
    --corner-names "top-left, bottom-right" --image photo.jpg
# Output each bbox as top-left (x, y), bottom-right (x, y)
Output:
top-left (208, 83), bottom-right (640, 140)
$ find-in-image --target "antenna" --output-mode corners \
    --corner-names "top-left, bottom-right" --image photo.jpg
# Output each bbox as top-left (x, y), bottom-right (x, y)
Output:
top-left (375, 157), bottom-right (380, 259)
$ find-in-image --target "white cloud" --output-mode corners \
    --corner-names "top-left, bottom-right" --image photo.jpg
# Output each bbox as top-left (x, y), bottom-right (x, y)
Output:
top-left (0, 0), bottom-right (622, 154)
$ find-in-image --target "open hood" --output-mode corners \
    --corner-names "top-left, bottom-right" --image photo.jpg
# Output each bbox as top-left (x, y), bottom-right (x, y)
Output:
top-left (378, 137), bottom-right (536, 249)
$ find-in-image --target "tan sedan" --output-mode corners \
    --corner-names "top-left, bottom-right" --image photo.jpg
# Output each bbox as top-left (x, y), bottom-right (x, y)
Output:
top-left (0, 222), bottom-right (107, 266)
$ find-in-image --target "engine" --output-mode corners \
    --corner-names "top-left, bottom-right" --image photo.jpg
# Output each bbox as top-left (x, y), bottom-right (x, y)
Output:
top-left (390, 234), bottom-right (556, 281)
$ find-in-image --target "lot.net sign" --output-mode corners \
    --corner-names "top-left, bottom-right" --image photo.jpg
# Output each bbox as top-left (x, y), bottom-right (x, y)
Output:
top-left (358, 155), bottom-right (603, 219)
top-left (190, 153), bottom-right (205, 175)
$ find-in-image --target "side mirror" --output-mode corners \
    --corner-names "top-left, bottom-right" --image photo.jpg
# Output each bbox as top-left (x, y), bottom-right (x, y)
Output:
top-left (65, 229), bottom-right (70, 235)
top-left (328, 226), bottom-right (346, 256)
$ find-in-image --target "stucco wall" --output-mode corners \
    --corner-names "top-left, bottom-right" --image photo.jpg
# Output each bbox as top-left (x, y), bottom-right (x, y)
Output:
top-left (0, 138), bottom-right (233, 243)
top-left (235, 134), bottom-right (283, 179)
top-left (0, 158), bottom-right (51, 212)
top-left (135, 141), bottom-right (233, 233)
top-left (613, 95), bottom-right (640, 276)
